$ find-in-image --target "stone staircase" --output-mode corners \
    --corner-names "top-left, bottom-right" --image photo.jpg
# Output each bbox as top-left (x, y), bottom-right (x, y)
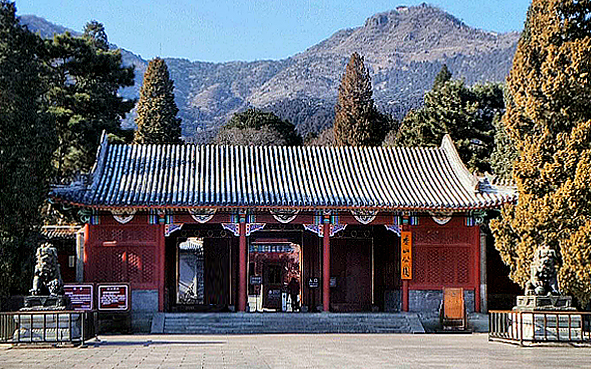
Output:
top-left (151, 312), bottom-right (424, 334)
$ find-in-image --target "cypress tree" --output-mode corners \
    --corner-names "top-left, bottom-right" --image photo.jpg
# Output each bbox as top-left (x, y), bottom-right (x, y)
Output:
top-left (491, 0), bottom-right (591, 305)
top-left (133, 57), bottom-right (182, 144)
top-left (0, 1), bottom-right (57, 296)
top-left (333, 53), bottom-right (388, 146)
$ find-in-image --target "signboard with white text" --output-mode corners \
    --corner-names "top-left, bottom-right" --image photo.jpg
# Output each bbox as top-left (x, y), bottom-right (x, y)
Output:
top-left (97, 284), bottom-right (130, 311)
top-left (64, 284), bottom-right (94, 311)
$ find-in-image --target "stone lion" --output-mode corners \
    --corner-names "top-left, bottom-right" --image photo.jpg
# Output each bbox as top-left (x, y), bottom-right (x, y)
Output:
top-left (524, 244), bottom-right (560, 296)
top-left (29, 242), bottom-right (64, 296)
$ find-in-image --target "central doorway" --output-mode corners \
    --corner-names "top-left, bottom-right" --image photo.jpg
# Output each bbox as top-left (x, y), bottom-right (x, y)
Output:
top-left (167, 224), bottom-right (235, 312)
top-left (248, 240), bottom-right (301, 312)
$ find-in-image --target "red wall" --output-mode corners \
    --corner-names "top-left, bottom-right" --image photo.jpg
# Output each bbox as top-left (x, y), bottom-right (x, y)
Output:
top-left (409, 216), bottom-right (480, 291)
top-left (84, 211), bottom-right (481, 312)
top-left (85, 218), bottom-right (162, 291)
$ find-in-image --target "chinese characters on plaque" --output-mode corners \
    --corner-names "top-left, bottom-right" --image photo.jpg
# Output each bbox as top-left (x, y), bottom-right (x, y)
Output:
top-left (401, 231), bottom-right (412, 280)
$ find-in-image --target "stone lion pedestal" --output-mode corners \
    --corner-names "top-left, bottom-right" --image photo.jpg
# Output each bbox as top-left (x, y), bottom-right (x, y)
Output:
top-left (13, 313), bottom-right (81, 343)
top-left (12, 242), bottom-right (84, 345)
top-left (508, 245), bottom-right (583, 343)
top-left (512, 295), bottom-right (582, 342)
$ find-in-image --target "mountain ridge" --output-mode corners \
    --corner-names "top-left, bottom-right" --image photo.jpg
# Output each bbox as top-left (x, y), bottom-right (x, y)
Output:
top-left (20, 4), bottom-right (519, 142)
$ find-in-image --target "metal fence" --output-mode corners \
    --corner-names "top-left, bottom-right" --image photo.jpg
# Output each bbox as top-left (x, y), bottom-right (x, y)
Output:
top-left (0, 310), bottom-right (97, 346)
top-left (489, 310), bottom-right (591, 345)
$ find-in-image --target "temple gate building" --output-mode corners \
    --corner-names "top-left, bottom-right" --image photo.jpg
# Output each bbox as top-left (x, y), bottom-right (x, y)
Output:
top-left (51, 133), bottom-right (516, 319)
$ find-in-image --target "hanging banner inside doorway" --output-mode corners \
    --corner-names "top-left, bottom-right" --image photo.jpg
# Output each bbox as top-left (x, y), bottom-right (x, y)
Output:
top-left (400, 231), bottom-right (412, 280)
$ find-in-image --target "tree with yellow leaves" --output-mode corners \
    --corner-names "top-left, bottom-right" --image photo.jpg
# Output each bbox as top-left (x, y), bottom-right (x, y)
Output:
top-left (491, 0), bottom-right (591, 307)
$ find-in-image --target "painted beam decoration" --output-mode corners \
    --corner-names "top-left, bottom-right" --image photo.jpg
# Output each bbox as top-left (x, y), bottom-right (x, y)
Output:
top-left (188, 208), bottom-right (216, 223)
top-left (270, 209), bottom-right (300, 224)
top-left (221, 223), bottom-right (266, 236)
top-left (384, 224), bottom-right (401, 236)
top-left (164, 223), bottom-right (183, 237)
top-left (401, 230), bottom-right (412, 280)
top-left (351, 210), bottom-right (378, 225)
top-left (111, 209), bottom-right (136, 224)
top-left (430, 211), bottom-right (452, 225)
top-left (303, 224), bottom-right (347, 238)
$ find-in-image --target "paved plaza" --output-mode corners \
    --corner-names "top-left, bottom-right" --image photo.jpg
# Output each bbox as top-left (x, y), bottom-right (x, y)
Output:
top-left (1, 333), bottom-right (590, 368)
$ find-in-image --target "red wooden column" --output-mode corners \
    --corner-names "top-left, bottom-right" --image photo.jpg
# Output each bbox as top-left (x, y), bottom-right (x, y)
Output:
top-left (402, 280), bottom-right (409, 312)
top-left (322, 220), bottom-right (330, 312)
top-left (158, 224), bottom-right (166, 312)
top-left (238, 217), bottom-right (247, 312)
top-left (474, 226), bottom-right (481, 313)
top-left (401, 224), bottom-right (410, 312)
top-left (83, 224), bottom-right (90, 281)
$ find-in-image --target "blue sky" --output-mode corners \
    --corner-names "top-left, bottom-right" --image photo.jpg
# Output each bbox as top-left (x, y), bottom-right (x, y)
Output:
top-left (16, 0), bottom-right (531, 63)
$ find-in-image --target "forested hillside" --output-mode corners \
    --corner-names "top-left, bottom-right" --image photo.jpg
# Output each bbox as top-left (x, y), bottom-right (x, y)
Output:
top-left (22, 4), bottom-right (519, 142)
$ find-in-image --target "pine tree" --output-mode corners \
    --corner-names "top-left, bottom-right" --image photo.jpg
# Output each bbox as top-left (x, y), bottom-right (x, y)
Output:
top-left (491, 0), bottom-right (591, 306)
top-left (333, 53), bottom-right (389, 146)
top-left (0, 1), bottom-right (57, 296)
top-left (133, 57), bottom-right (182, 144)
top-left (490, 113), bottom-right (518, 179)
top-left (83, 20), bottom-right (108, 50)
top-left (44, 24), bottom-right (135, 179)
top-left (216, 108), bottom-right (302, 146)
top-left (394, 80), bottom-right (503, 173)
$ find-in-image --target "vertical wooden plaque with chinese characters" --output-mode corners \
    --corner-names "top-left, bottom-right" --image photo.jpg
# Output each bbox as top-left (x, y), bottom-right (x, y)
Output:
top-left (400, 231), bottom-right (412, 280)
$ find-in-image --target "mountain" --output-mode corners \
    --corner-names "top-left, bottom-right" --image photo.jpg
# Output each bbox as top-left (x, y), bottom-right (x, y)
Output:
top-left (21, 4), bottom-right (519, 142)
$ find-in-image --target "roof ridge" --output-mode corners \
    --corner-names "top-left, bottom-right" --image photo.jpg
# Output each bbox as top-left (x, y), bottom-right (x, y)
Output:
top-left (439, 134), bottom-right (479, 192)
top-left (89, 131), bottom-right (110, 194)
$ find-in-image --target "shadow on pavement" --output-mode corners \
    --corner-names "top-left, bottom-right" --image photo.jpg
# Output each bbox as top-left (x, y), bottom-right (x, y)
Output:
top-left (90, 339), bottom-right (226, 347)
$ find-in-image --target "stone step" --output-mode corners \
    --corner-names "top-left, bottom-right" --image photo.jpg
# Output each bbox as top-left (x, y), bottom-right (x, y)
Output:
top-left (154, 312), bottom-right (424, 334)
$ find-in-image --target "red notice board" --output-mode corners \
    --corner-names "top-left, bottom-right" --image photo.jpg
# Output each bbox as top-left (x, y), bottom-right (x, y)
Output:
top-left (98, 284), bottom-right (130, 311)
top-left (64, 284), bottom-right (94, 311)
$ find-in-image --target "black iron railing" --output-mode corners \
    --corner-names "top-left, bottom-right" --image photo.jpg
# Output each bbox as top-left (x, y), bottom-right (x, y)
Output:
top-left (0, 310), bottom-right (97, 345)
top-left (489, 310), bottom-right (591, 345)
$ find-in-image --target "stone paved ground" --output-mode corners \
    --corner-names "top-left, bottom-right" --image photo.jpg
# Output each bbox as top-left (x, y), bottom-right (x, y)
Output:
top-left (0, 334), bottom-right (590, 369)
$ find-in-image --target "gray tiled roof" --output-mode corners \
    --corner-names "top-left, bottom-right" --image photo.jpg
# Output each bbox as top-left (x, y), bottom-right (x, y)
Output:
top-left (50, 134), bottom-right (516, 210)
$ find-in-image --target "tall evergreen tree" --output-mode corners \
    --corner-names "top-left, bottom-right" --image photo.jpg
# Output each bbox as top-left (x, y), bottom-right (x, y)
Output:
top-left (433, 64), bottom-right (452, 89)
top-left (133, 57), bottom-right (182, 144)
top-left (0, 1), bottom-right (57, 296)
top-left (491, 0), bottom-right (591, 305)
top-left (44, 23), bottom-right (135, 179)
top-left (333, 52), bottom-right (389, 146)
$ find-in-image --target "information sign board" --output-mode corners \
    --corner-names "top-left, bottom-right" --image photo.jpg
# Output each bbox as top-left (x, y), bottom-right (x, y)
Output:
top-left (329, 277), bottom-right (337, 288)
top-left (64, 284), bottom-right (94, 311)
top-left (308, 277), bottom-right (319, 288)
top-left (98, 284), bottom-right (130, 311)
top-left (250, 275), bottom-right (262, 285)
